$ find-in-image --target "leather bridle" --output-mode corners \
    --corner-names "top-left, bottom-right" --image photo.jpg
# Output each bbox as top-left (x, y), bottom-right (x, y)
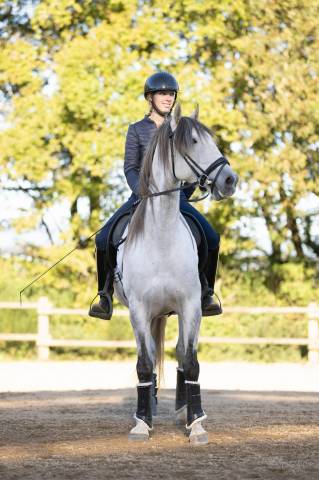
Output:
top-left (169, 130), bottom-right (230, 198)
top-left (140, 129), bottom-right (230, 202)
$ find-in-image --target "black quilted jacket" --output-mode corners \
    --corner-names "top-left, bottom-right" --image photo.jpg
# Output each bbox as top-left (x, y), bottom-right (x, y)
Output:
top-left (124, 115), bottom-right (194, 199)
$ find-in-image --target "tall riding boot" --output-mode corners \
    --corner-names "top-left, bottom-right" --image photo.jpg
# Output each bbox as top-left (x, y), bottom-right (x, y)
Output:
top-left (201, 245), bottom-right (222, 316)
top-left (88, 250), bottom-right (114, 320)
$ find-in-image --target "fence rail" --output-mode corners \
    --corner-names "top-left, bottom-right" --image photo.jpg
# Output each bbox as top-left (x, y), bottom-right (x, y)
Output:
top-left (0, 297), bottom-right (318, 363)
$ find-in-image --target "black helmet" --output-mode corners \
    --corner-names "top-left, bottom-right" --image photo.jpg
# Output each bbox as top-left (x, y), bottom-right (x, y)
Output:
top-left (144, 71), bottom-right (179, 98)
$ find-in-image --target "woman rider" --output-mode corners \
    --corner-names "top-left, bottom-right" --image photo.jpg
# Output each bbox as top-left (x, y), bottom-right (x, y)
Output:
top-left (89, 71), bottom-right (221, 320)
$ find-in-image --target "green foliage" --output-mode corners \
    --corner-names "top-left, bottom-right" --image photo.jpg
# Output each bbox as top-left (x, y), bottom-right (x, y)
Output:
top-left (0, 257), bottom-right (313, 362)
top-left (0, 1), bottom-right (318, 361)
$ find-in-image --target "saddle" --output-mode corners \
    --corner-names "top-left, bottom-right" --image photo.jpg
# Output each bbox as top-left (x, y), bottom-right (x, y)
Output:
top-left (106, 210), bottom-right (208, 272)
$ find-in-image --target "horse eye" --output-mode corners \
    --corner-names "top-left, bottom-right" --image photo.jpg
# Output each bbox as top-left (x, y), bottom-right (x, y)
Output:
top-left (193, 138), bottom-right (197, 144)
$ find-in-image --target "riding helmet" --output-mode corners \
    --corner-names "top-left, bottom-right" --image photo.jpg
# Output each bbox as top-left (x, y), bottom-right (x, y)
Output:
top-left (144, 71), bottom-right (179, 98)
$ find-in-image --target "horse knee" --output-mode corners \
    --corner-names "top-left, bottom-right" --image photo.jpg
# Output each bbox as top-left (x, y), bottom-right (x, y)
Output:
top-left (183, 345), bottom-right (199, 382)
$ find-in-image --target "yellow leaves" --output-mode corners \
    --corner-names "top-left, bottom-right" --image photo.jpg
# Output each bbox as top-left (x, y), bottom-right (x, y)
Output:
top-left (278, 144), bottom-right (307, 177)
top-left (0, 93), bottom-right (59, 182)
top-left (61, 128), bottom-right (114, 176)
top-left (33, 0), bottom-right (83, 31)
top-left (0, 0), bottom-right (318, 278)
top-left (0, 39), bottom-right (40, 88)
top-left (11, 211), bottom-right (42, 233)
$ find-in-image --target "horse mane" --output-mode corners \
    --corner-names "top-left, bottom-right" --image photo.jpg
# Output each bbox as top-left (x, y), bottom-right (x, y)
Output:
top-left (126, 116), bottom-right (214, 244)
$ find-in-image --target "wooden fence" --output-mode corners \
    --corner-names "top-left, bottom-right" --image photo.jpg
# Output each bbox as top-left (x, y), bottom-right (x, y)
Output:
top-left (0, 297), bottom-right (319, 363)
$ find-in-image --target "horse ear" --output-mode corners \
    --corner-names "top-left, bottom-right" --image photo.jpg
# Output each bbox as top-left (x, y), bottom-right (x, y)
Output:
top-left (171, 103), bottom-right (182, 130)
top-left (190, 104), bottom-right (199, 120)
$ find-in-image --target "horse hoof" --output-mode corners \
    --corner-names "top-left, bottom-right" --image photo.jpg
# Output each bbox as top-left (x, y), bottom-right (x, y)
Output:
top-left (175, 405), bottom-right (187, 425)
top-left (128, 432), bottom-right (150, 441)
top-left (129, 416), bottom-right (152, 441)
top-left (189, 432), bottom-right (209, 445)
top-left (188, 421), bottom-right (209, 446)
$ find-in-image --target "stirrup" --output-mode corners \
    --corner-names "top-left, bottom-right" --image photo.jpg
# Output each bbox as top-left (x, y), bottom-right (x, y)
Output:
top-left (201, 292), bottom-right (222, 316)
top-left (88, 292), bottom-right (113, 320)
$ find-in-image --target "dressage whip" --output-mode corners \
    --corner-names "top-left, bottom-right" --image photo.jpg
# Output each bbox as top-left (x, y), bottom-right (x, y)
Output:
top-left (19, 226), bottom-right (104, 305)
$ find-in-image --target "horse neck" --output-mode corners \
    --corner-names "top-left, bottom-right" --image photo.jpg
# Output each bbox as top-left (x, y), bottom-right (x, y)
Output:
top-left (145, 149), bottom-right (180, 229)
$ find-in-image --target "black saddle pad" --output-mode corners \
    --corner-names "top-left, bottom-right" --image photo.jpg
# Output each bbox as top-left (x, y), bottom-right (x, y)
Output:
top-left (106, 210), bottom-right (208, 272)
top-left (184, 215), bottom-right (201, 247)
top-left (111, 213), bottom-right (131, 246)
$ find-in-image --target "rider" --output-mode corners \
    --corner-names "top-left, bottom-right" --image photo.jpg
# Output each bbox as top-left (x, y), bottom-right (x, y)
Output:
top-left (89, 71), bottom-right (222, 320)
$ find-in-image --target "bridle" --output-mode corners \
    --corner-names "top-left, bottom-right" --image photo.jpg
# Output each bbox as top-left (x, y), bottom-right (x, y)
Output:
top-left (140, 128), bottom-right (230, 202)
top-left (169, 130), bottom-right (230, 197)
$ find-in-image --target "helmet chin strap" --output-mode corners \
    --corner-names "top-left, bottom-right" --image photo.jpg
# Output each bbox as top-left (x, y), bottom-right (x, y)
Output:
top-left (151, 94), bottom-right (177, 118)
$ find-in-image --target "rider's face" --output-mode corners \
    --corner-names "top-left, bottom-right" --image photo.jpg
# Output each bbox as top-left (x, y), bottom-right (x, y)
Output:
top-left (152, 90), bottom-right (175, 112)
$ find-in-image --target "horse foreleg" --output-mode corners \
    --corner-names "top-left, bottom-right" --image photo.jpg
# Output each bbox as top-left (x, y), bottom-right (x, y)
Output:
top-left (129, 313), bottom-right (155, 441)
top-left (182, 306), bottom-right (208, 445)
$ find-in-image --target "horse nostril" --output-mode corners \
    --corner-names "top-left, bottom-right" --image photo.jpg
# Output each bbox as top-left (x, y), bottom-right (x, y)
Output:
top-left (225, 176), bottom-right (234, 186)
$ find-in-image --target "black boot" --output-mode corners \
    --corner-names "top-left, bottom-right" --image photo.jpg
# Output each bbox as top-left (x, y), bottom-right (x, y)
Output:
top-left (185, 381), bottom-right (206, 428)
top-left (136, 383), bottom-right (153, 429)
top-left (151, 372), bottom-right (158, 416)
top-left (201, 245), bottom-right (222, 316)
top-left (175, 368), bottom-right (187, 412)
top-left (89, 250), bottom-right (114, 320)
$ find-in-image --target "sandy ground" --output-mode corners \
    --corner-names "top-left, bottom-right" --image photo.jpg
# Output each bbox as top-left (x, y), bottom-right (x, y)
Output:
top-left (0, 362), bottom-right (319, 479)
top-left (1, 388), bottom-right (319, 480)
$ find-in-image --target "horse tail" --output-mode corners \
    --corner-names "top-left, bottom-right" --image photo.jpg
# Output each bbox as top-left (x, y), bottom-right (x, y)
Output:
top-left (151, 315), bottom-right (167, 386)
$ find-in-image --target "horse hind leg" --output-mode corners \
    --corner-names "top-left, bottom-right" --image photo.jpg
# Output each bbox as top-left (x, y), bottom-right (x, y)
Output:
top-left (151, 371), bottom-right (158, 417)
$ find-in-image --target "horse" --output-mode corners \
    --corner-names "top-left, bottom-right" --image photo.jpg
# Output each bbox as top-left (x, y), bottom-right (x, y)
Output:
top-left (114, 104), bottom-right (238, 444)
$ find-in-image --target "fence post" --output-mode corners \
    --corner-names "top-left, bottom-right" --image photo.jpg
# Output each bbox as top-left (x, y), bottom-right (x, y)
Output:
top-left (37, 296), bottom-right (51, 361)
top-left (308, 302), bottom-right (319, 365)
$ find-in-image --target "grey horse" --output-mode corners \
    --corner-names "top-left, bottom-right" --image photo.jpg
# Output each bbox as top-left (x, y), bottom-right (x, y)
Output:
top-left (115, 105), bottom-right (238, 444)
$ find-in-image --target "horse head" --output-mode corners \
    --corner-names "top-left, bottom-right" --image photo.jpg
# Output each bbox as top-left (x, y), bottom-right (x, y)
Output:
top-left (170, 104), bottom-right (238, 200)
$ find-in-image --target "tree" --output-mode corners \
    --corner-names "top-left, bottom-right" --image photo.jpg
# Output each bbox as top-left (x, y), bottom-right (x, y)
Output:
top-left (0, 0), bottom-right (318, 305)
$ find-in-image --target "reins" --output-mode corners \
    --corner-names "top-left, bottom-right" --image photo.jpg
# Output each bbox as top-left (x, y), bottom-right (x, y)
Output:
top-left (139, 180), bottom-right (199, 200)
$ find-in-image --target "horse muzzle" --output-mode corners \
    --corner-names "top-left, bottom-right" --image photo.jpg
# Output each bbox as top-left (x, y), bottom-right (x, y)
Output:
top-left (211, 172), bottom-right (238, 200)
